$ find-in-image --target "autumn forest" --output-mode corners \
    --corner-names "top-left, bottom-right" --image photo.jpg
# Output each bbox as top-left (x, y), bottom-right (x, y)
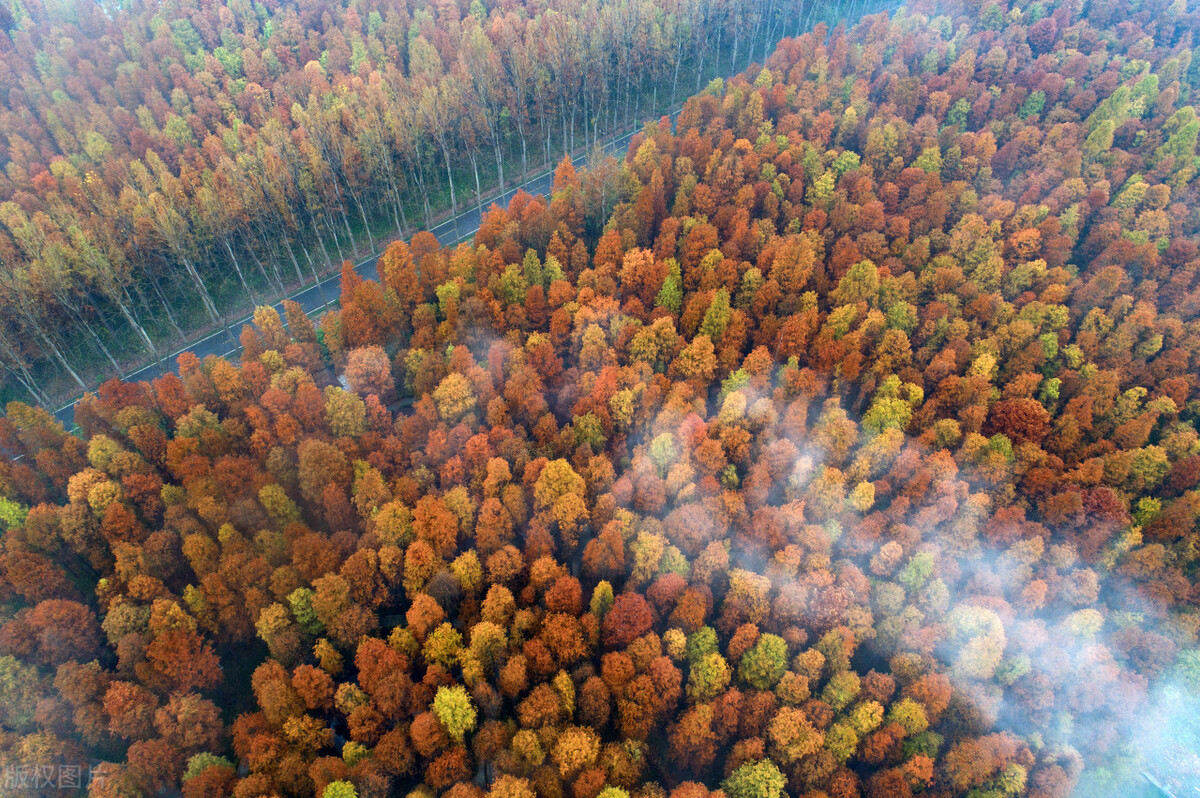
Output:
top-left (3, 0), bottom-right (1200, 796)
top-left (0, 0), bottom-right (877, 405)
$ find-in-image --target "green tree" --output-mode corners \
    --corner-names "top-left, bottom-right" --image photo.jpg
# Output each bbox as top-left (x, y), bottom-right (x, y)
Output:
top-left (739, 634), bottom-right (788, 690)
top-left (183, 753), bottom-right (235, 782)
top-left (597, 789), bottom-right (630, 798)
top-left (0, 655), bottom-right (41, 732)
top-left (590, 581), bottom-right (615, 618)
top-left (831, 260), bottom-right (881, 306)
top-left (655, 265), bottom-right (683, 314)
top-left (687, 627), bottom-right (719, 663)
top-left (323, 782), bottom-right (358, 798)
top-left (648, 434), bottom-right (678, 477)
top-left (862, 375), bottom-right (921, 434)
top-left (424, 623), bottom-right (464, 668)
top-left (825, 720), bottom-right (860, 762)
top-left (0, 497), bottom-right (28, 530)
top-left (432, 685), bottom-right (477, 743)
top-left (914, 145), bottom-right (943, 174)
top-left (687, 652), bottom-right (731, 701)
top-left (722, 759), bottom-right (786, 798)
top-left (699, 288), bottom-right (732, 342)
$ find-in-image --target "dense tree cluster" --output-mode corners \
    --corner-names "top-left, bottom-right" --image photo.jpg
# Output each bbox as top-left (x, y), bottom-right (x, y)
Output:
top-left (2, 0), bottom-right (1200, 795)
top-left (0, 0), bottom-right (871, 404)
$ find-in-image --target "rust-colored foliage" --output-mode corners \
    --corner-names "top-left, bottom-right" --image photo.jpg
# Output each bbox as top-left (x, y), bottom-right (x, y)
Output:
top-left (3, 2), bottom-right (1200, 796)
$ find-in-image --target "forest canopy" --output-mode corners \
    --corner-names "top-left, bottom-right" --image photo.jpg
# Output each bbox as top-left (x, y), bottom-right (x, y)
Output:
top-left (3, 0), bottom-right (1200, 796)
top-left (0, 0), bottom-right (861, 405)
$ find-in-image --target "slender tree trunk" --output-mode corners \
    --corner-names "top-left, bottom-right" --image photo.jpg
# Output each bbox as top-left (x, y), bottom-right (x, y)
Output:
top-left (302, 242), bottom-right (330, 307)
top-left (339, 202), bottom-right (356, 255)
top-left (672, 36), bottom-right (683, 100)
top-left (123, 285), bottom-right (167, 374)
top-left (254, 229), bottom-right (287, 290)
top-left (628, 60), bottom-right (638, 127)
top-left (633, 79), bottom-right (641, 126)
top-left (238, 230), bottom-right (281, 294)
top-left (731, 27), bottom-right (741, 76)
top-left (34, 325), bottom-right (87, 392)
top-left (385, 170), bottom-right (404, 236)
top-left (283, 237), bottom-right (306, 288)
top-left (390, 181), bottom-right (410, 236)
top-left (128, 279), bottom-right (157, 326)
top-left (605, 78), bottom-right (614, 134)
top-left (311, 222), bottom-right (336, 281)
top-left (326, 213), bottom-right (347, 264)
top-left (386, 184), bottom-right (403, 237)
top-left (23, 375), bottom-right (50, 405)
top-left (115, 286), bottom-right (157, 358)
top-left (699, 27), bottom-right (721, 89)
top-left (147, 271), bottom-right (185, 341)
top-left (419, 165), bottom-right (433, 228)
top-left (181, 256), bottom-right (222, 326)
top-left (582, 94), bottom-right (590, 152)
top-left (91, 301), bottom-right (124, 344)
top-left (72, 311), bottom-right (122, 376)
top-left (0, 340), bottom-right (50, 405)
top-left (470, 151), bottom-right (484, 218)
top-left (266, 239), bottom-right (291, 290)
top-left (760, 0), bottom-right (779, 65)
top-left (7, 363), bottom-right (50, 406)
top-left (397, 186), bottom-right (410, 234)
top-left (749, 5), bottom-right (763, 68)
top-left (221, 236), bottom-right (257, 305)
top-left (561, 103), bottom-right (569, 159)
top-left (492, 137), bottom-right (505, 195)
top-left (439, 139), bottom-right (458, 217)
top-left (510, 96), bottom-right (529, 180)
top-left (407, 163), bottom-right (433, 227)
top-left (349, 189), bottom-right (377, 254)
top-left (583, 93), bottom-right (592, 152)
top-left (327, 183), bottom-right (356, 255)
top-left (610, 69), bottom-right (618, 133)
top-left (181, 254), bottom-right (236, 349)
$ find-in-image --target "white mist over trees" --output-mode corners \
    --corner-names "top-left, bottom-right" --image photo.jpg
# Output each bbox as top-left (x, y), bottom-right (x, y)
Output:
top-left (0, 0), bottom-right (1199, 796)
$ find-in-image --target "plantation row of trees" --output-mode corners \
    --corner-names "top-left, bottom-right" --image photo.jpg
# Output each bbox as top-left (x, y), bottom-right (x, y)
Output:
top-left (2, 0), bottom-right (1200, 795)
top-left (0, 0), bottom-right (891, 405)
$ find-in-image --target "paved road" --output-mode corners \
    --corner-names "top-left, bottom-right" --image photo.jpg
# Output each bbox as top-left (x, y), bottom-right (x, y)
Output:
top-left (50, 113), bottom-right (679, 428)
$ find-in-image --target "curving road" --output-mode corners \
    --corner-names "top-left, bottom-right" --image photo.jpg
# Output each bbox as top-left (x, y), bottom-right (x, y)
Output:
top-left (50, 112), bottom-right (680, 429)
